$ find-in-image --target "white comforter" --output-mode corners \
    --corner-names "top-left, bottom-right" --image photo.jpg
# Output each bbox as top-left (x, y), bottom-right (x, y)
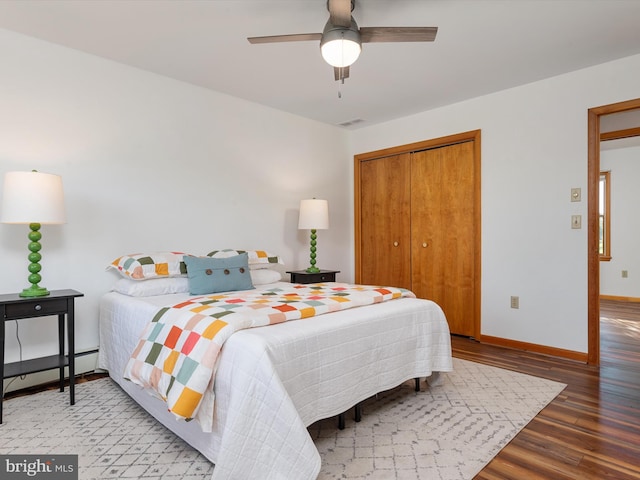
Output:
top-left (98, 282), bottom-right (453, 480)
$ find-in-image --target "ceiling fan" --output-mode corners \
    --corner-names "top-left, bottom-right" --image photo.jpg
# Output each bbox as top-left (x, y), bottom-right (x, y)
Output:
top-left (247, 0), bottom-right (438, 82)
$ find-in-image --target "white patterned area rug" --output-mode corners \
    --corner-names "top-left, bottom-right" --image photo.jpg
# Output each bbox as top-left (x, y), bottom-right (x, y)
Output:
top-left (0, 358), bottom-right (565, 480)
top-left (310, 358), bottom-right (566, 480)
top-left (0, 377), bottom-right (214, 479)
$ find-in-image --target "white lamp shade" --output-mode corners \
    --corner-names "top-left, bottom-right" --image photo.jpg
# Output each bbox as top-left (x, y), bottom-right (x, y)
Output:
top-left (321, 37), bottom-right (361, 67)
top-left (1, 171), bottom-right (66, 224)
top-left (298, 199), bottom-right (329, 230)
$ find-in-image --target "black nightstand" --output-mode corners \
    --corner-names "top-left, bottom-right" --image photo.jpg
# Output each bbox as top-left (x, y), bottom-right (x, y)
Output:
top-left (286, 270), bottom-right (340, 284)
top-left (0, 289), bottom-right (83, 424)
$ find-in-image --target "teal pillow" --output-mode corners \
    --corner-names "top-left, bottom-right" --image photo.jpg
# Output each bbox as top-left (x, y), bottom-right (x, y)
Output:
top-left (183, 254), bottom-right (254, 295)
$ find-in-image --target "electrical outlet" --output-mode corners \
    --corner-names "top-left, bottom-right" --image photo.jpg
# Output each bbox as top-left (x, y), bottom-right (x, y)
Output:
top-left (510, 296), bottom-right (519, 309)
top-left (622, 270), bottom-right (628, 278)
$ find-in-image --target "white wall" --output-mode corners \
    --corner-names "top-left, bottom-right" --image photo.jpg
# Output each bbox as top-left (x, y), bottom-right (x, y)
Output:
top-left (3, 27), bottom-right (640, 389)
top-left (600, 144), bottom-right (640, 298)
top-left (350, 54), bottom-right (640, 354)
top-left (0, 29), bottom-right (351, 391)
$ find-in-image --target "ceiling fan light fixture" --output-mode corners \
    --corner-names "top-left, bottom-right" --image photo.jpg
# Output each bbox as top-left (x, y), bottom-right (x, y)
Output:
top-left (320, 19), bottom-right (361, 68)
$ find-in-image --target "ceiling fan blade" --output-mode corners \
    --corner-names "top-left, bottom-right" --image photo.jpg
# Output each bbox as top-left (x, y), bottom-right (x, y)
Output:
top-left (360, 27), bottom-right (438, 43)
top-left (247, 33), bottom-right (322, 44)
top-left (334, 66), bottom-right (350, 81)
top-left (328, 0), bottom-right (352, 28)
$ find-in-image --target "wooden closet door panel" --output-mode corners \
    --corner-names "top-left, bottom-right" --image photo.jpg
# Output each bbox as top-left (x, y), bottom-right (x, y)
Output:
top-left (410, 148), bottom-right (445, 302)
top-left (359, 154), bottom-right (411, 289)
top-left (411, 142), bottom-right (475, 336)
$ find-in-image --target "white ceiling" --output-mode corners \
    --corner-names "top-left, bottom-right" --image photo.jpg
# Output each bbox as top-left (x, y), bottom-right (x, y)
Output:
top-left (1, 0), bottom-right (640, 129)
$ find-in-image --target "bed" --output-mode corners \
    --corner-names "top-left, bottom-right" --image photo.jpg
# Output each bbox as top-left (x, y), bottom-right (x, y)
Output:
top-left (98, 252), bottom-right (453, 480)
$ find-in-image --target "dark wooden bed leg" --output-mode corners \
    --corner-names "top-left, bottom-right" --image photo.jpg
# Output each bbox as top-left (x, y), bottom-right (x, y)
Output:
top-left (354, 403), bottom-right (362, 422)
top-left (415, 377), bottom-right (420, 392)
top-left (338, 412), bottom-right (345, 430)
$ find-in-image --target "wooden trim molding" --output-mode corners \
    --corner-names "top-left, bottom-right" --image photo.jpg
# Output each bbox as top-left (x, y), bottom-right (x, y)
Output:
top-left (354, 130), bottom-right (479, 162)
top-left (600, 295), bottom-right (640, 303)
top-left (479, 335), bottom-right (588, 363)
top-left (600, 126), bottom-right (640, 142)
top-left (588, 97), bottom-right (640, 366)
top-left (588, 107), bottom-right (600, 366)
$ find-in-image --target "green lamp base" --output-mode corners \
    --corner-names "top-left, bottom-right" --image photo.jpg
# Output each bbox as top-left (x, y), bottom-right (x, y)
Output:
top-left (306, 229), bottom-right (322, 274)
top-left (19, 222), bottom-right (50, 297)
top-left (20, 285), bottom-right (50, 298)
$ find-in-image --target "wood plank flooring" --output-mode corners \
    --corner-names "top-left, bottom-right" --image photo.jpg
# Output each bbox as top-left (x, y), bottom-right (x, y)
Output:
top-left (453, 299), bottom-right (640, 479)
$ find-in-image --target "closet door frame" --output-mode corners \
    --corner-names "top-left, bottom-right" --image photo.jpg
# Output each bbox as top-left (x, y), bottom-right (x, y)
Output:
top-left (354, 129), bottom-right (481, 338)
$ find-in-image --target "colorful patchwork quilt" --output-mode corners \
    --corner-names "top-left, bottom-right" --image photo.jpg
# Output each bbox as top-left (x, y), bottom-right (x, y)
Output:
top-left (123, 282), bottom-right (415, 423)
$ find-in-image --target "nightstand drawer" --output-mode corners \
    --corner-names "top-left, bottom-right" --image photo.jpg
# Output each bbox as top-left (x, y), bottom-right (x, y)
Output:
top-left (4, 298), bottom-right (68, 319)
top-left (305, 272), bottom-right (335, 283)
top-left (286, 269), bottom-right (340, 284)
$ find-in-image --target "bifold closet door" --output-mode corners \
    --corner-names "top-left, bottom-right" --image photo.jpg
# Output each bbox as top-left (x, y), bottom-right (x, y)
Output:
top-left (411, 141), bottom-right (476, 336)
top-left (359, 153), bottom-right (412, 290)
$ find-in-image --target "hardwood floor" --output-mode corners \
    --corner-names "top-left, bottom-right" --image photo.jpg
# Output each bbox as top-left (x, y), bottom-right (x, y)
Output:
top-left (453, 299), bottom-right (640, 479)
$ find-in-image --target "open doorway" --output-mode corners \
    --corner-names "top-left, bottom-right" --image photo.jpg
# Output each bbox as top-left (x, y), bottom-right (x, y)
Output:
top-left (587, 98), bottom-right (640, 365)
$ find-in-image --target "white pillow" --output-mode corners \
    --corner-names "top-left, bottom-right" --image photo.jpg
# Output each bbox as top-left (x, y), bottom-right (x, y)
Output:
top-left (249, 268), bottom-right (282, 285)
top-left (112, 277), bottom-right (190, 297)
top-left (107, 251), bottom-right (189, 280)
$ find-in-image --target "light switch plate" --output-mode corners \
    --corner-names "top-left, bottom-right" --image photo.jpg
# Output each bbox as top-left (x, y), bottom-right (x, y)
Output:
top-left (571, 215), bottom-right (582, 229)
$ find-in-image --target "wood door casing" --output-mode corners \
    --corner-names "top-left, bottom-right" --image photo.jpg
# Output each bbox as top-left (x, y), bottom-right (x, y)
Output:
top-left (359, 153), bottom-right (412, 289)
top-left (411, 142), bottom-right (476, 336)
top-left (587, 97), bottom-right (640, 365)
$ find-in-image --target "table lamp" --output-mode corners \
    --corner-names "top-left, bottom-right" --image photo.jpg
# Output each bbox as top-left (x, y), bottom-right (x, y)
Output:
top-left (298, 198), bottom-right (329, 273)
top-left (1, 170), bottom-right (66, 297)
